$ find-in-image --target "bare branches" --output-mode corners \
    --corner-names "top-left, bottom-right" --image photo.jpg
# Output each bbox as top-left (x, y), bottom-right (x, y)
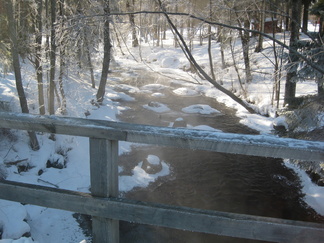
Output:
top-left (155, 0), bottom-right (256, 114)
top-left (64, 9), bottom-right (324, 77)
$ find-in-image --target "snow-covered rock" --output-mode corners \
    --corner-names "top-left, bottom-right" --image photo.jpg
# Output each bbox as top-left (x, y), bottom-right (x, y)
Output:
top-left (182, 104), bottom-right (221, 115)
top-left (273, 116), bottom-right (288, 131)
top-left (143, 102), bottom-right (170, 113)
top-left (173, 87), bottom-right (199, 96)
top-left (141, 155), bottom-right (162, 174)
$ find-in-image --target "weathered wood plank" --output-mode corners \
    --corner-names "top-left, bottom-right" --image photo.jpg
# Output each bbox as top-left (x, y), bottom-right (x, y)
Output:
top-left (90, 138), bottom-right (119, 243)
top-left (0, 112), bottom-right (127, 140)
top-left (0, 180), bottom-right (323, 243)
top-left (90, 138), bottom-right (118, 197)
top-left (0, 112), bottom-right (323, 161)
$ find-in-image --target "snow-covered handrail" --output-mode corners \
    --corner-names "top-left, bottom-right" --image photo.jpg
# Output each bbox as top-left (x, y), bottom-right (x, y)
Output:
top-left (0, 112), bottom-right (323, 162)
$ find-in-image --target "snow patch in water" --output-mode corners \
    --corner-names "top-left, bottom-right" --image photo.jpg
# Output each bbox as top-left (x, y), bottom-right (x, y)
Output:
top-left (141, 84), bottom-right (168, 91)
top-left (151, 92), bottom-right (165, 98)
top-left (106, 90), bottom-right (135, 102)
top-left (182, 104), bottom-right (221, 115)
top-left (146, 155), bottom-right (160, 165)
top-left (119, 160), bottom-right (170, 192)
top-left (113, 84), bottom-right (140, 93)
top-left (173, 87), bottom-right (199, 96)
top-left (143, 102), bottom-right (170, 113)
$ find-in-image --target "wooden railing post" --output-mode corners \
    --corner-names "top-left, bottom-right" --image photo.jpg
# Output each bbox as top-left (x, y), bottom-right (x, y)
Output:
top-left (90, 138), bottom-right (119, 243)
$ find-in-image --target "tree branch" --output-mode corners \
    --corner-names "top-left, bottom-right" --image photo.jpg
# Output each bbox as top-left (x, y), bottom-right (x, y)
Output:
top-left (155, 0), bottom-right (256, 114)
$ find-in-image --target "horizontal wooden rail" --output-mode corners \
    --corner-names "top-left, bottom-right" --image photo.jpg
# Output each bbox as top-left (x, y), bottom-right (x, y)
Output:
top-left (0, 180), bottom-right (323, 243)
top-left (0, 112), bottom-right (323, 161)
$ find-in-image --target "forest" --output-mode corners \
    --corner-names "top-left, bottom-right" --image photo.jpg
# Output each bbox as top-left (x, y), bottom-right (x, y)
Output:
top-left (1, 0), bottom-right (323, 118)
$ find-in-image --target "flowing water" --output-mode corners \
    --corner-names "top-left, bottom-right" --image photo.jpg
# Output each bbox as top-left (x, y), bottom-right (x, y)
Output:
top-left (95, 70), bottom-right (324, 242)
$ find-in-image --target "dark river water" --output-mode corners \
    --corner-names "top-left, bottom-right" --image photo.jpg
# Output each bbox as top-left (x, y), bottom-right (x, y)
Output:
top-left (96, 70), bottom-right (324, 242)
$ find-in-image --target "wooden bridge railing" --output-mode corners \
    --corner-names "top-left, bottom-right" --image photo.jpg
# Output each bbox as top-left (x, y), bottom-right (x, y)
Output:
top-left (0, 112), bottom-right (323, 242)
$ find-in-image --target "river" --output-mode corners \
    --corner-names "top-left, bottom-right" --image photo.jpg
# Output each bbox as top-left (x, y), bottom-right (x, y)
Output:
top-left (98, 69), bottom-right (324, 242)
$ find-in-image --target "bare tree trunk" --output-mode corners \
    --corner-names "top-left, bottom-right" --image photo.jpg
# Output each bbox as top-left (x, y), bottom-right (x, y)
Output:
top-left (271, 15), bottom-right (285, 108)
top-left (58, 0), bottom-right (66, 114)
top-left (85, 37), bottom-right (96, 88)
top-left (49, 0), bottom-right (56, 114)
top-left (126, 0), bottom-right (138, 47)
top-left (45, 0), bottom-right (50, 68)
top-left (5, 0), bottom-right (39, 150)
top-left (255, 0), bottom-right (265, 53)
top-left (155, 14), bottom-right (161, 47)
top-left (218, 26), bottom-right (226, 69)
top-left (238, 20), bottom-right (252, 83)
top-left (229, 38), bottom-right (245, 95)
top-left (174, 0), bottom-right (179, 48)
top-left (302, 0), bottom-right (311, 33)
top-left (96, 0), bottom-right (112, 104)
top-left (284, 0), bottom-right (301, 106)
top-left (35, 0), bottom-right (45, 115)
top-left (208, 0), bottom-right (216, 81)
top-left (285, 1), bottom-right (291, 30)
top-left (76, 1), bottom-right (96, 88)
top-left (208, 25), bottom-right (216, 81)
top-left (17, 0), bottom-right (29, 58)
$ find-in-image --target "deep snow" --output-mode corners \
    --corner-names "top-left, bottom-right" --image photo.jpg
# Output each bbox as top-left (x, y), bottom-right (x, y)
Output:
top-left (0, 23), bottom-right (323, 242)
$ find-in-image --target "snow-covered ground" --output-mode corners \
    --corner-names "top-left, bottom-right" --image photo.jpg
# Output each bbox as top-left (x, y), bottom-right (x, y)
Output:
top-left (0, 23), bottom-right (323, 242)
